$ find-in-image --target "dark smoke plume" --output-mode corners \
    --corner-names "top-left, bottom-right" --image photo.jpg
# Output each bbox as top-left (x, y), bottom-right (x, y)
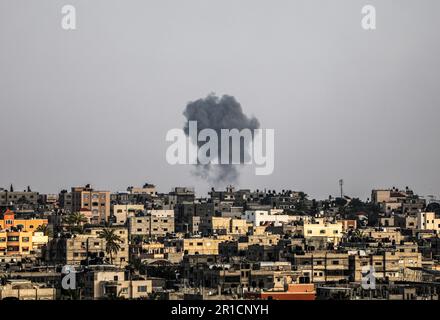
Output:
top-left (183, 94), bottom-right (260, 186)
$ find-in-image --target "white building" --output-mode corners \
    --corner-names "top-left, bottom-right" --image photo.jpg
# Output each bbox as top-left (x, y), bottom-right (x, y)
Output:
top-left (242, 209), bottom-right (289, 226)
top-left (417, 212), bottom-right (440, 232)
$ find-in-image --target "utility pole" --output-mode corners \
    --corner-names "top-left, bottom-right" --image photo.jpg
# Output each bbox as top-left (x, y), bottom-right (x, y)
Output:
top-left (339, 179), bottom-right (344, 198)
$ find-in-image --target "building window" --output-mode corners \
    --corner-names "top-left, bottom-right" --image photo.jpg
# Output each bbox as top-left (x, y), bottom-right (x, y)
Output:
top-left (137, 286), bottom-right (148, 293)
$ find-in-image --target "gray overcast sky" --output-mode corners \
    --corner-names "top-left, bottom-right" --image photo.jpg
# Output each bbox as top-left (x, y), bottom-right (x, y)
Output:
top-left (1, 0), bottom-right (439, 200)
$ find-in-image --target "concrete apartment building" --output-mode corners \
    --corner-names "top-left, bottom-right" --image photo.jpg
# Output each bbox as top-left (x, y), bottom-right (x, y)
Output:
top-left (58, 190), bottom-right (73, 212)
top-left (0, 230), bottom-right (33, 256)
top-left (174, 200), bottom-right (214, 233)
top-left (0, 210), bottom-right (49, 256)
top-left (130, 241), bottom-right (183, 263)
top-left (242, 209), bottom-right (289, 227)
top-left (0, 279), bottom-right (56, 300)
top-left (128, 209), bottom-right (174, 238)
top-left (394, 215), bottom-right (417, 229)
top-left (0, 209), bottom-right (48, 232)
top-left (299, 218), bottom-right (343, 246)
top-left (417, 212), bottom-right (440, 232)
top-left (371, 187), bottom-right (424, 215)
top-left (71, 185), bottom-right (110, 224)
top-left (45, 227), bottom-right (129, 266)
top-left (79, 266), bottom-right (152, 299)
top-left (184, 260), bottom-right (298, 293)
top-left (127, 184), bottom-right (157, 196)
top-left (0, 188), bottom-right (39, 207)
top-left (112, 204), bottom-right (145, 225)
top-left (183, 237), bottom-right (226, 255)
top-left (349, 243), bottom-right (422, 282)
top-left (200, 216), bottom-right (250, 236)
top-left (295, 252), bottom-right (351, 283)
top-left (363, 227), bottom-right (404, 243)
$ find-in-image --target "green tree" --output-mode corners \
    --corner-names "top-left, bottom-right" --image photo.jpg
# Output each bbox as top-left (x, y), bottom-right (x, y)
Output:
top-left (99, 228), bottom-right (122, 265)
top-left (35, 224), bottom-right (53, 237)
top-left (63, 212), bottom-right (88, 234)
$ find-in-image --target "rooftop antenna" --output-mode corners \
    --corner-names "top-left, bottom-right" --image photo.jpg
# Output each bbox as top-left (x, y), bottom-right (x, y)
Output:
top-left (339, 179), bottom-right (344, 198)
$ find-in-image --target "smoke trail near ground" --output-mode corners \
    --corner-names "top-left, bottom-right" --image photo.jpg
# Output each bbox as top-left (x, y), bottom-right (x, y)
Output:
top-left (183, 94), bottom-right (260, 186)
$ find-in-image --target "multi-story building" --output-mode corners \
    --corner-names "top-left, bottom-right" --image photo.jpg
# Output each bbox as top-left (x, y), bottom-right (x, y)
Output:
top-left (0, 230), bottom-right (48, 257)
top-left (0, 279), bottom-right (56, 300)
top-left (395, 215), bottom-right (417, 229)
top-left (183, 259), bottom-right (299, 293)
top-left (79, 266), bottom-right (152, 299)
top-left (183, 237), bottom-right (226, 255)
top-left (242, 209), bottom-right (289, 227)
top-left (200, 217), bottom-right (250, 236)
top-left (363, 227), bottom-right (404, 243)
top-left (299, 218), bottom-right (343, 246)
top-left (71, 185), bottom-right (110, 224)
top-left (58, 190), bottom-right (73, 212)
top-left (128, 209), bottom-right (174, 238)
top-left (0, 209), bottom-right (48, 232)
top-left (295, 251), bottom-right (351, 283)
top-left (417, 212), bottom-right (440, 232)
top-left (349, 243), bottom-right (422, 282)
top-left (0, 230), bottom-right (33, 256)
top-left (127, 184), bottom-right (157, 196)
top-left (45, 227), bottom-right (129, 266)
top-left (0, 187), bottom-right (39, 208)
top-left (174, 200), bottom-right (214, 233)
top-left (112, 204), bottom-right (145, 225)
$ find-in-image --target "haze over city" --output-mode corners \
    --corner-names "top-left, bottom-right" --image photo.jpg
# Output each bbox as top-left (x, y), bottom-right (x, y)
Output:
top-left (1, 0), bottom-right (440, 199)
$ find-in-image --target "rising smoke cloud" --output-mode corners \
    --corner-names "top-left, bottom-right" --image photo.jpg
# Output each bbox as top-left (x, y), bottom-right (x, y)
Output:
top-left (183, 94), bottom-right (260, 186)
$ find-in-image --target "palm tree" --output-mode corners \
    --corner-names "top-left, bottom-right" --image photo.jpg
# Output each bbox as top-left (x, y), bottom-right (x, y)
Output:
top-left (35, 224), bottom-right (53, 237)
top-left (63, 212), bottom-right (88, 234)
top-left (348, 229), bottom-right (367, 242)
top-left (99, 228), bottom-right (122, 265)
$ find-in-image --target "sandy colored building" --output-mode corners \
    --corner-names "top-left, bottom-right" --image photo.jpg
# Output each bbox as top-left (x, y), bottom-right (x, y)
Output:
top-left (127, 184), bottom-right (157, 196)
top-left (80, 266), bottom-right (152, 299)
top-left (0, 279), bottom-right (56, 300)
top-left (201, 216), bottom-right (250, 236)
top-left (300, 219), bottom-right (343, 245)
top-left (350, 243), bottom-right (422, 282)
top-left (45, 227), bottom-right (129, 266)
top-left (183, 237), bottom-right (226, 255)
top-left (128, 209), bottom-right (174, 238)
top-left (417, 212), bottom-right (440, 232)
top-left (295, 251), bottom-right (350, 283)
top-left (71, 185), bottom-right (110, 224)
top-left (112, 204), bottom-right (145, 225)
top-left (363, 227), bottom-right (403, 243)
